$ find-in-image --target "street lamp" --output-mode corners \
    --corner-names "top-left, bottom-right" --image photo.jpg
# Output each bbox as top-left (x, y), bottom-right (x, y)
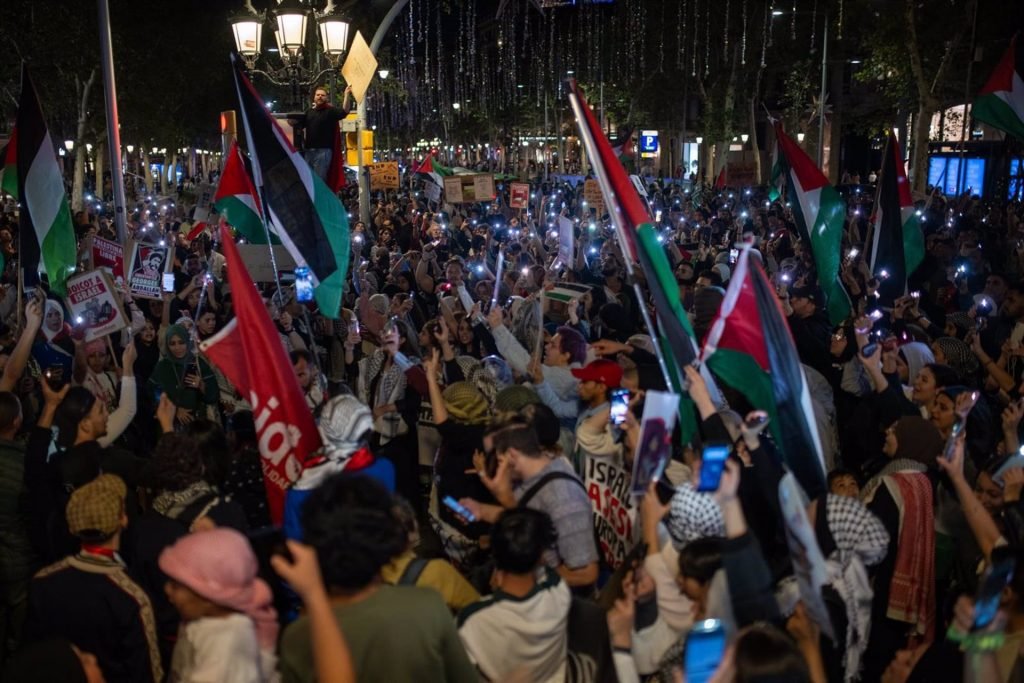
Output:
top-left (797, 133), bottom-right (806, 143)
top-left (378, 68), bottom-right (390, 80)
top-left (126, 145), bottom-right (134, 154)
top-left (228, 0), bottom-right (351, 109)
top-left (741, 133), bottom-right (749, 143)
top-left (64, 140), bottom-right (74, 152)
top-left (452, 102), bottom-right (461, 110)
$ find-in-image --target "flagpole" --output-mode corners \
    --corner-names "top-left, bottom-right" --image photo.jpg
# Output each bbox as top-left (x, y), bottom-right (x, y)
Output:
top-left (97, 0), bottom-right (128, 244)
top-left (565, 81), bottom-right (674, 392)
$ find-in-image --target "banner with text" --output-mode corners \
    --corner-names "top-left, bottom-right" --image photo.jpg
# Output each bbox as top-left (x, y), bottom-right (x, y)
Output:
top-left (369, 161), bottom-right (400, 190)
top-left (64, 270), bottom-right (128, 342)
top-left (127, 242), bottom-right (171, 300)
top-left (509, 182), bottom-right (530, 209)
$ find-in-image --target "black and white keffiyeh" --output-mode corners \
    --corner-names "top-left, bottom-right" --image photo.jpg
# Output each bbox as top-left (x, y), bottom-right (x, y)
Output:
top-left (825, 493), bottom-right (890, 682)
top-left (666, 482), bottom-right (725, 549)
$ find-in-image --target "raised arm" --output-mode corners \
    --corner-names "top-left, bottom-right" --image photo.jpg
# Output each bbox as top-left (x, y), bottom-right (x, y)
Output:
top-left (0, 298), bottom-right (43, 392)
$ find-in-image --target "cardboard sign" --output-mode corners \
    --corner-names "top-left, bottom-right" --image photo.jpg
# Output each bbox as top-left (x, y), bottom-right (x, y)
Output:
top-left (778, 473), bottom-right (836, 641)
top-left (127, 242), bottom-right (171, 300)
top-left (583, 178), bottom-right (605, 215)
top-left (340, 31), bottom-right (378, 104)
top-left (630, 391), bottom-right (681, 498)
top-left (444, 174), bottom-right (496, 203)
top-left (64, 270), bottom-right (127, 342)
top-left (584, 454), bottom-right (637, 569)
top-left (509, 182), bottom-right (530, 209)
top-left (369, 161), bottom-right (400, 190)
top-left (192, 182), bottom-right (215, 224)
top-left (443, 176), bottom-right (465, 203)
top-left (86, 236), bottom-right (126, 284)
top-left (556, 216), bottom-right (575, 269)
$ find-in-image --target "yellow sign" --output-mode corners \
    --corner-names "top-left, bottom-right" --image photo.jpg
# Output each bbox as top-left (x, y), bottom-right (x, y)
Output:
top-left (340, 31), bottom-right (378, 104)
top-left (369, 162), bottom-right (400, 190)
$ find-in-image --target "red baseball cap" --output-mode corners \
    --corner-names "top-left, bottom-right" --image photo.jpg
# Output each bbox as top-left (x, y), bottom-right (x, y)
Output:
top-left (571, 359), bottom-right (623, 388)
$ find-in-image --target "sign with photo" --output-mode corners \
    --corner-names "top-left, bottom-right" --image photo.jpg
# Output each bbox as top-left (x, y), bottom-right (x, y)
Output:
top-left (369, 162), bottom-right (400, 190)
top-left (64, 270), bottom-right (127, 342)
top-left (509, 182), bottom-right (530, 209)
top-left (127, 241), bottom-right (171, 300)
top-left (41, 299), bottom-right (68, 342)
top-left (584, 454), bottom-right (637, 569)
top-left (88, 236), bottom-right (125, 284)
top-left (630, 391), bottom-right (681, 498)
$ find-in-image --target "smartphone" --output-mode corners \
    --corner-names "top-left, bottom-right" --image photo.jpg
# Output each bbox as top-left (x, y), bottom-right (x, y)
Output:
top-left (153, 385), bottom-right (163, 406)
top-left (45, 366), bottom-right (65, 390)
top-left (684, 619), bottom-right (727, 683)
top-left (860, 342), bottom-right (878, 358)
top-left (162, 273), bottom-right (176, 292)
top-left (382, 315), bottom-right (399, 336)
top-left (973, 552), bottom-right (1016, 630)
top-left (609, 388), bottom-right (630, 426)
top-left (697, 444), bottom-right (730, 492)
top-left (442, 495), bottom-right (477, 523)
top-left (729, 248), bottom-right (739, 264)
top-left (744, 410), bottom-right (770, 432)
top-left (655, 478), bottom-right (677, 505)
top-left (295, 266), bottom-right (314, 303)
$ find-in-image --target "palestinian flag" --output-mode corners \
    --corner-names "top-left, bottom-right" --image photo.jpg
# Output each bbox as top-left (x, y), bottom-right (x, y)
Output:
top-left (543, 282), bottom-right (591, 303)
top-left (568, 79), bottom-right (716, 446)
top-left (611, 128), bottom-right (636, 170)
top-left (0, 129), bottom-right (16, 198)
top-left (973, 34), bottom-right (1024, 141)
top-left (774, 122), bottom-right (850, 325)
top-left (231, 54), bottom-right (349, 318)
top-left (869, 133), bottom-right (925, 304)
top-left (16, 66), bottom-right (77, 296)
top-left (768, 136), bottom-right (784, 202)
top-left (414, 154), bottom-right (452, 189)
top-left (702, 246), bottom-right (827, 499)
top-left (214, 140), bottom-right (276, 245)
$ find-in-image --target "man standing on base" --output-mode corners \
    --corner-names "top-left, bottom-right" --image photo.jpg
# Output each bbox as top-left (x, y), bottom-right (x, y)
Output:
top-left (295, 85), bottom-right (353, 182)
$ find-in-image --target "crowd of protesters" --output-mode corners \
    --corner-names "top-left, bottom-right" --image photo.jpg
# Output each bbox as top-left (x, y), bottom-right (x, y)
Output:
top-left (0, 159), bottom-right (1024, 683)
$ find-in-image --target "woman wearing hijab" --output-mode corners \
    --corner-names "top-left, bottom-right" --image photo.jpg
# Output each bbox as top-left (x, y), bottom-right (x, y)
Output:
top-left (931, 336), bottom-right (980, 384)
top-left (861, 415), bottom-right (944, 681)
top-left (148, 324), bottom-right (219, 427)
top-left (283, 395), bottom-right (394, 541)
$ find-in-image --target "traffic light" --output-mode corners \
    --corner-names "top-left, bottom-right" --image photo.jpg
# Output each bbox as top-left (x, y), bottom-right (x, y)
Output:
top-left (345, 130), bottom-right (374, 166)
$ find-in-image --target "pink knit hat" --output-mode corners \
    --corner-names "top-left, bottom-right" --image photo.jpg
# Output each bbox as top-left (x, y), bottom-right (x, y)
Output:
top-left (158, 528), bottom-right (278, 649)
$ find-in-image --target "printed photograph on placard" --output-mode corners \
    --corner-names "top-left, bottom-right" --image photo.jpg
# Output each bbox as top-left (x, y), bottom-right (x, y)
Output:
top-left (128, 242), bottom-right (170, 300)
top-left (630, 391), bottom-right (680, 498)
top-left (64, 270), bottom-right (128, 342)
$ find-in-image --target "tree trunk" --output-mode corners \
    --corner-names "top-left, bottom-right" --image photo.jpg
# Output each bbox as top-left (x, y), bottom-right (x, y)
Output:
top-left (143, 150), bottom-right (153, 194)
top-left (70, 70), bottom-right (98, 212)
top-left (169, 152), bottom-right (179, 193)
top-left (160, 151), bottom-right (170, 196)
top-left (911, 101), bottom-right (935, 194)
top-left (94, 141), bottom-right (106, 203)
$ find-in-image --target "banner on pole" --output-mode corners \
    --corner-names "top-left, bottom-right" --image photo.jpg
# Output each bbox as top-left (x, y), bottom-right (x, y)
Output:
top-left (127, 241), bottom-right (171, 300)
top-left (509, 182), bottom-right (530, 209)
top-left (64, 270), bottom-right (128, 342)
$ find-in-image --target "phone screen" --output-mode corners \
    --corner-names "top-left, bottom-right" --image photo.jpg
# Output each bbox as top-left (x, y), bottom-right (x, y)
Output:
top-left (685, 619), bottom-right (726, 683)
top-left (609, 389), bottom-right (630, 426)
top-left (442, 496), bottom-right (476, 523)
top-left (162, 273), bottom-right (176, 292)
top-left (295, 276), bottom-right (314, 303)
top-left (973, 554), bottom-right (1015, 630)
top-left (697, 445), bottom-right (730, 492)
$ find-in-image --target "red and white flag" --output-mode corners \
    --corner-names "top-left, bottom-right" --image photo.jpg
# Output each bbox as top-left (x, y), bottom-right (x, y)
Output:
top-left (200, 225), bottom-right (321, 523)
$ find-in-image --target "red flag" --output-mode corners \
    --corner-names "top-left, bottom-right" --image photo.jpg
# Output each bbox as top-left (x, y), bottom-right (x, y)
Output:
top-left (199, 225), bottom-right (322, 523)
top-left (325, 125), bottom-right (346, 193)
top-left (186, 221), bottom-right (208, 242)
top-left (714, 165), bottom-right (728, 190)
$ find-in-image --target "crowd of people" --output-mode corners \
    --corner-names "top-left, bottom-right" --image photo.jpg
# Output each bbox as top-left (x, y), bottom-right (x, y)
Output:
top-left (0, 159), bottom-right (1023, 683)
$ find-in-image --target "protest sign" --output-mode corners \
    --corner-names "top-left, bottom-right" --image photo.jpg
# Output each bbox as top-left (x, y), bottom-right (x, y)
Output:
top-left (424, 180), bottom-right (442, 203)
top-left (556, 216), bottom-right (574, 268)
top-left (472, 174), bottom-right (496, 202)
top-left (630, 391), bottom-right (681, 498)
top-left (127, 242), bottom-right (171, 300)
top-left (584, 454), bottom-right (637, 569)
top-left (369, 162), bottom-right (400, 190)
top-left (583, 178), bottom-right (605, 215)
top-left (64, 270), bottom-right (127, 342)
top-left (778, 473), bottom-right (836, 641)
top-left (192, 182), bottom-right (216, 224)
top-left (86, 236), bottom-right (125, 284)
top-left (509, 182), bottom-right (530, 209)
top-left (341, 31), bottom-right (378, 104)
top-left (544, 282), bottom-right (590, 303)
top-left (443, 176), bottom-right (464, 203)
